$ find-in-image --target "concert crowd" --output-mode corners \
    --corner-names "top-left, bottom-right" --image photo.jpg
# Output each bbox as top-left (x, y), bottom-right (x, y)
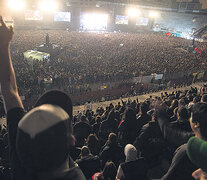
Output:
top-left (10, 30), bottom-right (207, 97)
top-left (1, 19), bottom-right (207, 180)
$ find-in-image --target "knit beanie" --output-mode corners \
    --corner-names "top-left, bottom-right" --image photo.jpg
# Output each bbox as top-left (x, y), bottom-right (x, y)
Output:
top-left (124, 144), bottom-right (137, 162)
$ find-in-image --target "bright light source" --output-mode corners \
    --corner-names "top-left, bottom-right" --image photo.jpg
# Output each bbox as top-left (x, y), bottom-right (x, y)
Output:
top-left (149, 11), bottom-right (159, 18)
top-left (127, 7), bottom-right (140, 17)
top-left (81, 13), bottom-right (108, 31)
top-left (39, 0), bottom-right (58, 12)
top-left (8, 0), bottom-right (25, 10)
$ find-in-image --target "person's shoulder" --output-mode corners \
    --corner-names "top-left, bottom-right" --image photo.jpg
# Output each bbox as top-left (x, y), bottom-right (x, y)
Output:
top-left (100, 120), bottom-right (108, 127)
top-left (175, 144), bottom-right (187, 153)
top-left (173, 144), bottom-right (187, 162)
top-left (56, 166), bottom-right (86, 180)
top-left (59, 158), bottom-right (86, 180)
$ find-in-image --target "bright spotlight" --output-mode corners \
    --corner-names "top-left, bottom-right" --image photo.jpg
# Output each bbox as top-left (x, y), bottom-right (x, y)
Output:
top-left (81, 13), bottom-right (108, 31)
top-left (149, 11), bottom-right (159, 18)
top-left (127, 7), bottom-right (140, 17)
top-left (8, 0), bottom-right (25, 10)
top-left (39, 0), bottom-right (58, 12)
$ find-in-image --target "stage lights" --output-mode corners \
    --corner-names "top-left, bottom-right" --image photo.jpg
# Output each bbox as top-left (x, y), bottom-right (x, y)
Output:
top-left (127, 7), bottom-right (140, 17)
top-left (38, 0), bottom-right (58, 12)
top-left (8, 0), bottom-right (25, 10)
top-left (81, 13), bottom-right (108, 31)
top-left (149, 11), bottom-right (159, 18)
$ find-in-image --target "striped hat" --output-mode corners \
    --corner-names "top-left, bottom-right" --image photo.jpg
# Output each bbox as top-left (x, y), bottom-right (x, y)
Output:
top-left (16, 90), bottom-right (73, 171)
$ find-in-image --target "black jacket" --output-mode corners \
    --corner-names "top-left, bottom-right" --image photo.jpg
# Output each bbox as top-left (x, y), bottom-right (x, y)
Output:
top-left (157, 115), bottom-right (194, 149)
top-left (76, 155), bottom-right (101, 180)
top-left (99, 144), bottom-right (125, 168)
top-left (98, 120), bottom-right (118, 141)
top-left (120, 158), bottom-right (148, 180)
top-left (133, 121), bottom-right (166, 163)
top-left (136, 113), bottom-right (151, 133)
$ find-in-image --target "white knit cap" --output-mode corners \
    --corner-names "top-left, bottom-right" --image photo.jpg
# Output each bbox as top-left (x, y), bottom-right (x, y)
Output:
top-left (124, 144), bottom-right (137, 162)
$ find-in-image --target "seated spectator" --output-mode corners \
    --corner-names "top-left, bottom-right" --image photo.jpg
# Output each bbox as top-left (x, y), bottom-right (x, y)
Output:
top-left (69, 146), bottom-right (81, 161)
top-left (100, 133), bottom-right (125, 168)
top-left (187, 137), bottom-right (207, 180)
top-left (118, 108), bottom-right (139, 147)
top-left (170, 107), bottom-right (191, 132)
top-left (99, 111), bottom-right (118, 142)
top-left (116, 144), bottom-right (148, 180)
top-left (167, 99), bottom-right (178, 118)
top-left (86, 134), bottom-right (102, 156)
top-left (92, 116), bottom-right (102, 137)
top-left (133, 114), bottom-right (166, 167)
top-left (76, 146), bottom-right (101, 180)
top-left (136, 102), bottom-right (151, 133)
top-left (92, 161), bottom-right (117, 180)
top-left (74, 115), bottom-right (92, 147)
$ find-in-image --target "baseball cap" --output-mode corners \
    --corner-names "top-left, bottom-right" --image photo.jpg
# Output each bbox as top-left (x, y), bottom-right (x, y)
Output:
top-left (187, 137), bottom-right (207, 172)
top-left (35, 90), bottom-right (73, 119)
top-left (16, 104), bottom-right (71, 171)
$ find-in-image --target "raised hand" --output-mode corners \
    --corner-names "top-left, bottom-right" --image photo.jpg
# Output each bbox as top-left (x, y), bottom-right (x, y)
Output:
top-left (0, 16), bottom-right (14, 47)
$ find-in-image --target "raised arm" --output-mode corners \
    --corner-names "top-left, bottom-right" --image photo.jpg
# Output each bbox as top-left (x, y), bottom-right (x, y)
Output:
top-left (0, 16), bottom-right (23, 112)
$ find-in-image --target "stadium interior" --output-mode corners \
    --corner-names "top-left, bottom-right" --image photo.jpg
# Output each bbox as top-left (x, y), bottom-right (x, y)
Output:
top-left (0, 0), bottom-right (207, 180)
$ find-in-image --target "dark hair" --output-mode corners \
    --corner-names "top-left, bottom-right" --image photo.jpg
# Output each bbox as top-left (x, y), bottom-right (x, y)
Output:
top-left (124, 108), bottom-right (136, 124)
top-left (103, 161), bottom-right (117, 180)
top-left (81, 146), bottom-right (90, 157)
top-left (140, 102), bottom-right (149, 114)
top-left (192, 103), bottom-right (207, 138)
top-left (107, 133), bottom-right (117, 145)
top-left (107, 111), bottom-right (115, 122)
top-left (178, 107), bottom-right (189, 120)
top-left (80, 115), bottom-right (87, 122)
top-left (95, 116), bottom-right (102, 124)
top-left (87, 134), bottom-right (99, 148)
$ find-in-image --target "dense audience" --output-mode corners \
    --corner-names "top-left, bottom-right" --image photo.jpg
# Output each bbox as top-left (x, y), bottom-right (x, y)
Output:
top-left (10, 30), bottom-right (207, 99)
top-left (1, 82), bottom-right (207, 179)
top-left (1, 17), bottom-right (207, 180)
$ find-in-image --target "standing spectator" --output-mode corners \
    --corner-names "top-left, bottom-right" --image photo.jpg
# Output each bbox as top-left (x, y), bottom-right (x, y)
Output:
top-left (170, 107), bottom-right (191, 132)
top-left (85, 101), bottom-right (92, 112)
